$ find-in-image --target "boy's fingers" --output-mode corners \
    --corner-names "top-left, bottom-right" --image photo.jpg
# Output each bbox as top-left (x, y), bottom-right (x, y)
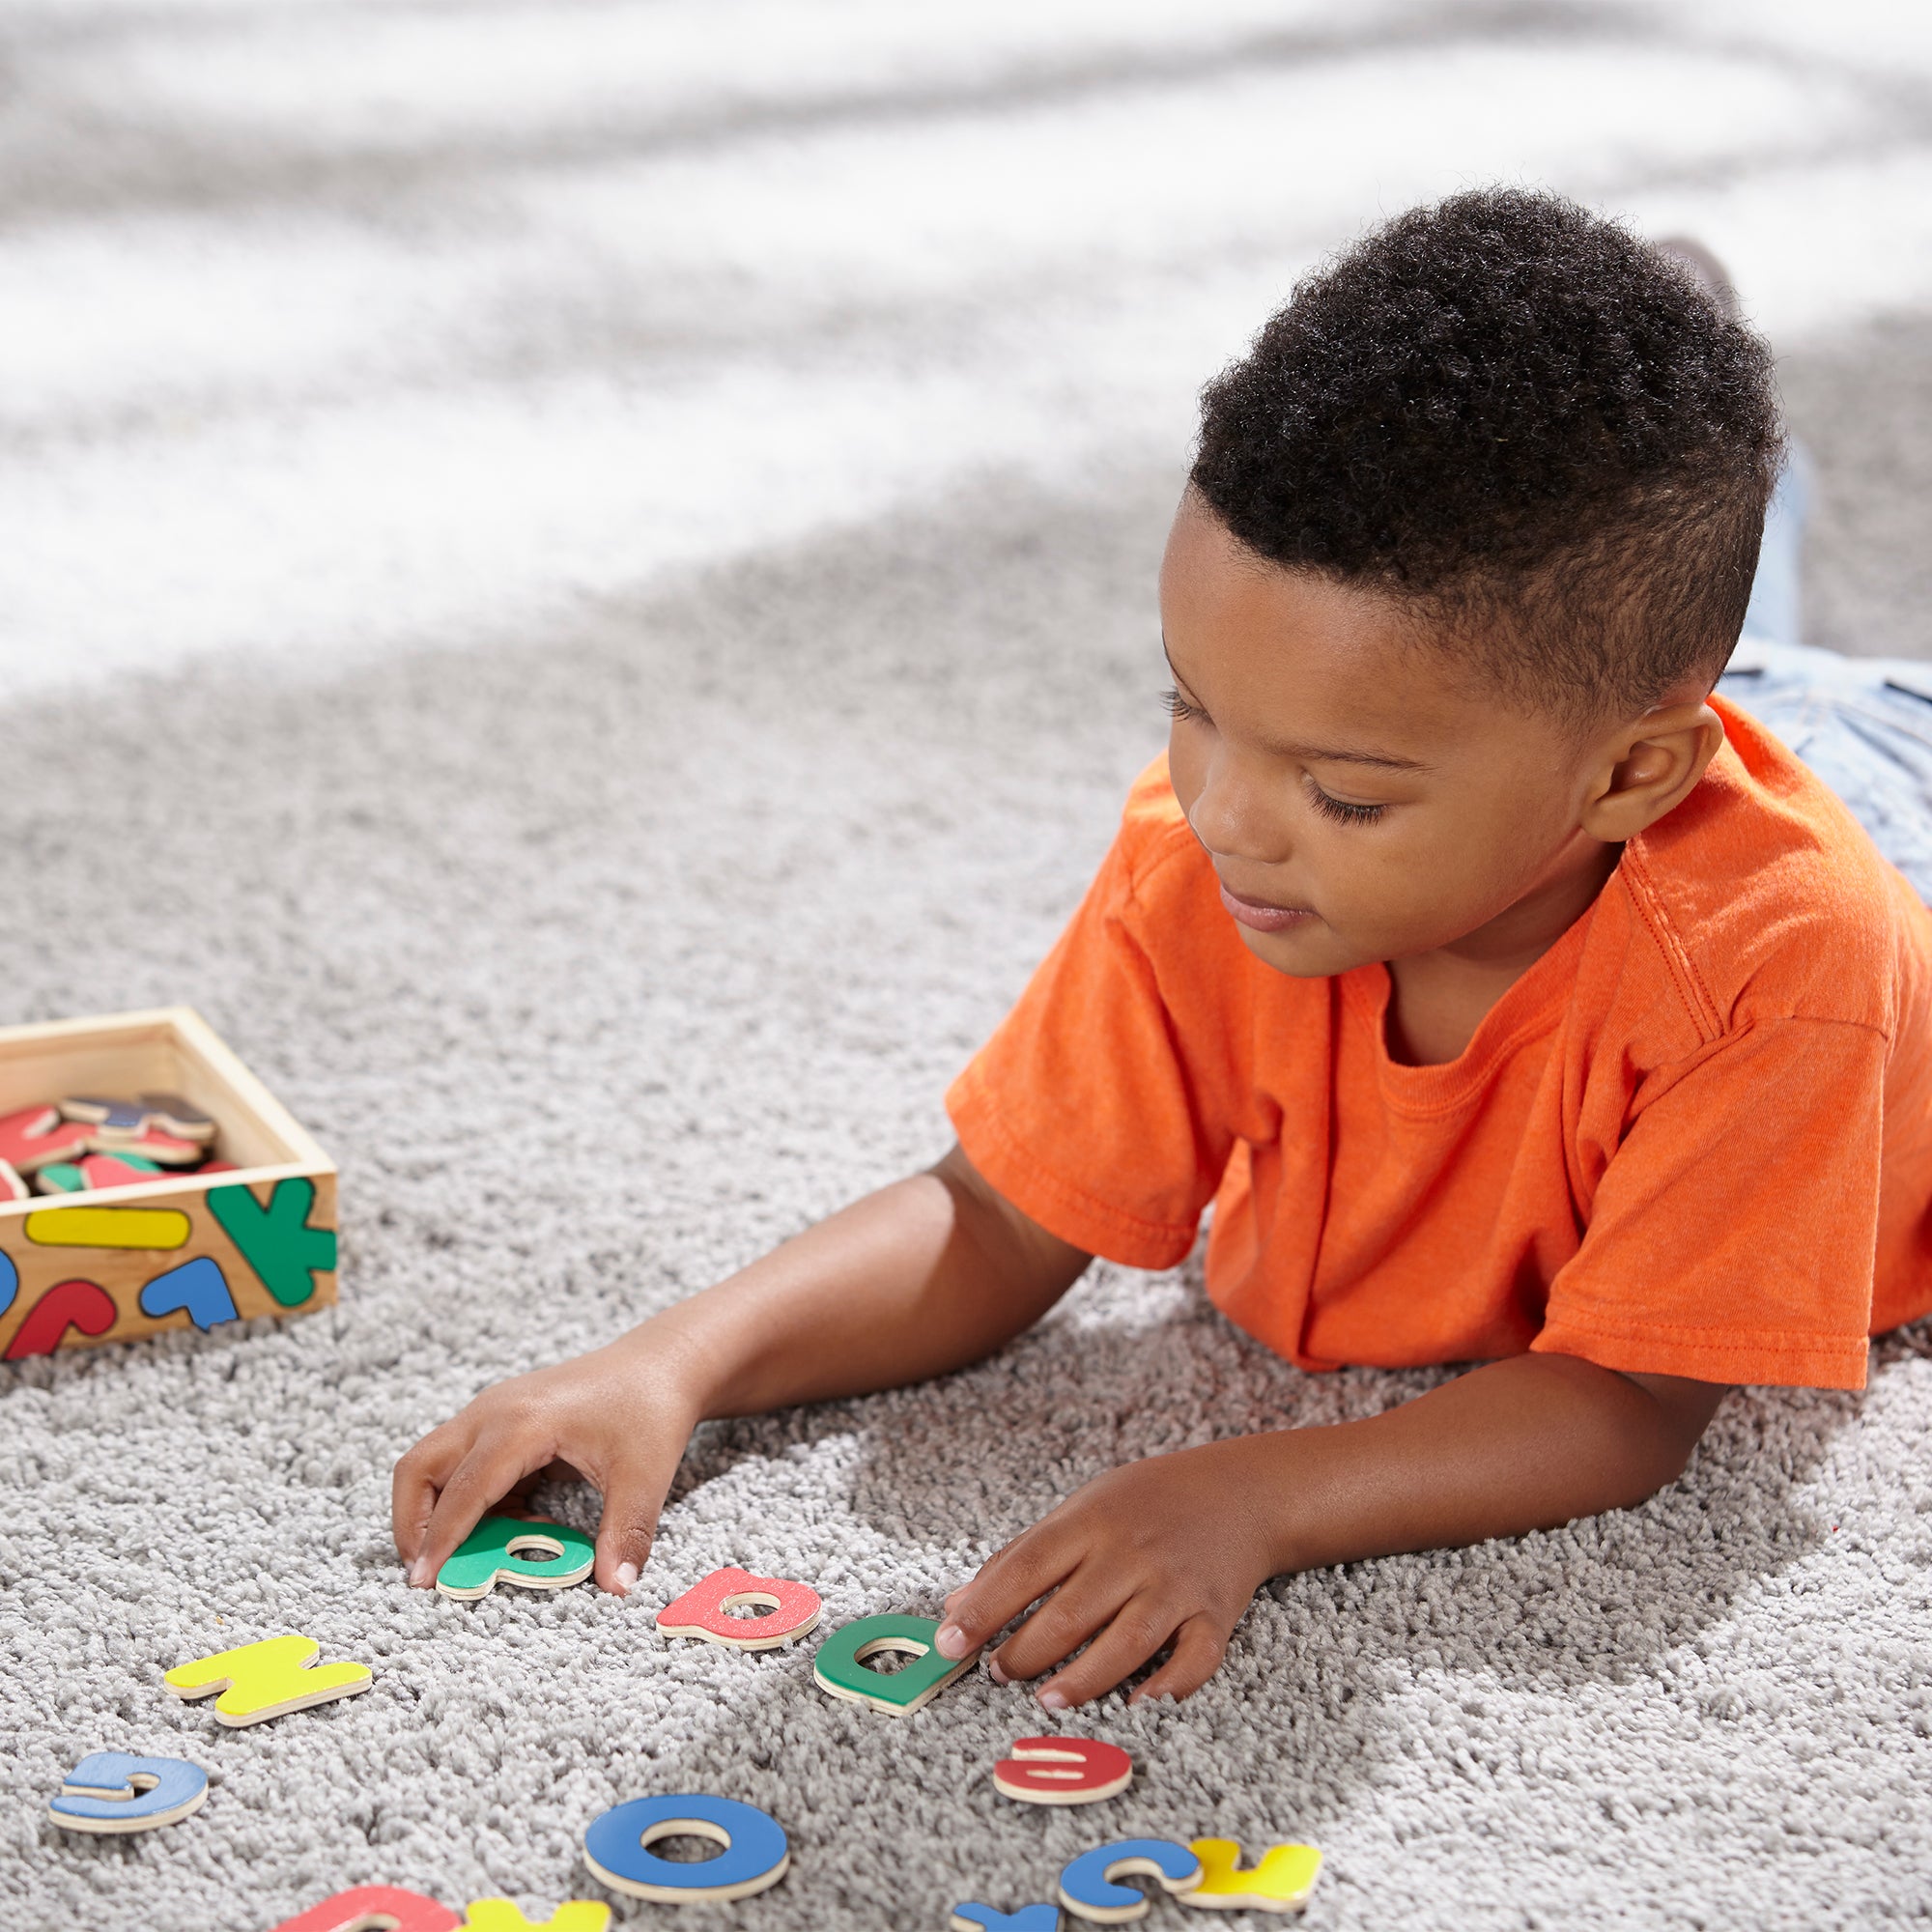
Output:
top-left (391, 1425), bottom-right (468, 1566)
top-left (1125, 1615), bottom-right (1229, 1707)
top-left (411, 1438), bottom-right (552, 1588)
top-left (986, 1571), bottom-right (1125, 1684)
top-left (592, 1458), bottom-right (668, 1596)
top-left (936, 1530), bottom-right (1076, 1659)
top-left (1035, 1593), bottom-right (1188, 1710)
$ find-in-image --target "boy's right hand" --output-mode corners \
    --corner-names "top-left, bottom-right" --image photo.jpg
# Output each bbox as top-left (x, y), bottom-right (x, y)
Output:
top-left (391, 1339), bottom-right (701, 1597)
top-left (392, 1152), bottom-right (1088, 1602)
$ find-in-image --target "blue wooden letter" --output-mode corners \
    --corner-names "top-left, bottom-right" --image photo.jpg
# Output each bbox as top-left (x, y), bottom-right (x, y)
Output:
top-left (1056, 1838), bottom-right (1202, 1922)
top-left (48, 1751), bottom-right (208, 1833)
top-left (582, 1794), bottom-right (788, 1904)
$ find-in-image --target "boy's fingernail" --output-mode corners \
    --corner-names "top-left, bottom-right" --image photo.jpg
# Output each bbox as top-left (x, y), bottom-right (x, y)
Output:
top-left (614, 1562), bottom-right (639, 1596)
top-left (987, 1658), bottom-right (1010, 1687)
top-left (1037, 1689), bottom-right (1068, 1712)
top-left (408, 1558), bottom-right (430, 1588)
top-left (934, 1622), bottom-right (969, 1659)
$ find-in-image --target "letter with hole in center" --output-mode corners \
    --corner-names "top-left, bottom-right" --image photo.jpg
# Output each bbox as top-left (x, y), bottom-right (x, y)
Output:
top-left (812, 1613), bottom-right (978, 1716)
top-left (582, 1793), bottom-right (789, 1904)
top-left (435, 1515), bottom-right (595, 1600)
top-left (655, 1567), bottom-right (822, 1650)
top-left (164, 1634), bottom-right (373, 1727)
top-left (268, 1886), bottom-right (462, 1932)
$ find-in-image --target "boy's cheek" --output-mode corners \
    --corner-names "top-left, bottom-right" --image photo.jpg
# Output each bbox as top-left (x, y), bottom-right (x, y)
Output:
top-left (1166, 738), bottom-right (1207, 833)
top-left (1322, 838), bottom-right (1512, 964)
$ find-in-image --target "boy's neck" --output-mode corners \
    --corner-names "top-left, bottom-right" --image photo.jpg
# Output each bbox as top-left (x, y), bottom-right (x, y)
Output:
top-left (1383, 838), bottom-right (1624, 1066)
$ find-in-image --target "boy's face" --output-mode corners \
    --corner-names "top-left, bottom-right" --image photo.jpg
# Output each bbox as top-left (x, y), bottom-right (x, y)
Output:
top-left (1158, 492), bottom-right (1640, 980)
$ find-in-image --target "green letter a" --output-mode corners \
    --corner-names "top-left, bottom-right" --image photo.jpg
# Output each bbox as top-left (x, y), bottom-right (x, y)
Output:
top-left (811, 1614), bottom-right (977, 1716)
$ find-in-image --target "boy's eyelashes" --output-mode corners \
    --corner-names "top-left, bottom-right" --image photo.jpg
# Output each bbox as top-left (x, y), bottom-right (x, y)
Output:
top-left (1304, 781), bottom-right (1388, 827)
top-left (1161, 687), bottom-right (1390, 828)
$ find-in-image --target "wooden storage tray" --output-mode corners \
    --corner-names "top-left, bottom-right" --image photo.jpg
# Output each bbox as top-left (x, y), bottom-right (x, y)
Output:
top-left (0, 1008), bottom-right (337, 1360)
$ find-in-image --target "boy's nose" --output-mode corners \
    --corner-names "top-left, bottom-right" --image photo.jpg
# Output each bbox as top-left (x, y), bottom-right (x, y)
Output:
top-left (1186, 755), bottom-right (1292, 868)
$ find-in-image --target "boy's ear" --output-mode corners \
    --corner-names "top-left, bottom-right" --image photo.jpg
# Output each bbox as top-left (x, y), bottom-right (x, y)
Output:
top-left (1577, 698), bottom-right (1727, 843)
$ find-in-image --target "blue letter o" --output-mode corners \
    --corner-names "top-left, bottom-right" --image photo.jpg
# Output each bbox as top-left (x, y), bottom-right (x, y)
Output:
top-left (583, 1793), bottom-right (789, 1903)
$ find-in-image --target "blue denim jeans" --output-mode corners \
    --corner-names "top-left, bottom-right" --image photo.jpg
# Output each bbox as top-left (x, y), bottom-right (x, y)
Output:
top-left (1715, 454), bottom-right (1932, 903)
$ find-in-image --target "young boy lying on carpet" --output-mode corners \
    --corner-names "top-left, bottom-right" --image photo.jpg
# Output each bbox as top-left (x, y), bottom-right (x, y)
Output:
top-left (393, 187), bottom-right (1932, 1709)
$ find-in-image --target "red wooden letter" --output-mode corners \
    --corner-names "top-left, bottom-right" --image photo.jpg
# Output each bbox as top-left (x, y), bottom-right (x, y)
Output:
top-left (993, 1737), bottom-right (1135, 1804)
top-left (269, 1886), bottom-right (462, 1932)
top-left (655, 1566), bottom-right (822, 1647)
top-left (0, 1105), bottom-right (89, 1174)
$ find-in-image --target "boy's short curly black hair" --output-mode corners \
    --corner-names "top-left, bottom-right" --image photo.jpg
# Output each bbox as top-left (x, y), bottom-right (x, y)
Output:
top-left (1189, 187), bottom-right (1785, 730)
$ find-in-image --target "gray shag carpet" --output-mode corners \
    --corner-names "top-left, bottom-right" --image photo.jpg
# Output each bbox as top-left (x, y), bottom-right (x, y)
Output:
top-left (2, 465), bottom-right (1931, 1932)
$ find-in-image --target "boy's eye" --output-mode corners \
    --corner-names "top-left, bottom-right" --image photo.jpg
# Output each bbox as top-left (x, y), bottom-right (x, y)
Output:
top-left (1306, 781), bottom-right (1387, 827)
top-left (1161, 686), bottom-right (1205, 724)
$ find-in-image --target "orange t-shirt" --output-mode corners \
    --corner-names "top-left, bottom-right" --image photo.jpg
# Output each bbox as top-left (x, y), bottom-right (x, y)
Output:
top-left (947, 696), bottom-right (1932, 1391)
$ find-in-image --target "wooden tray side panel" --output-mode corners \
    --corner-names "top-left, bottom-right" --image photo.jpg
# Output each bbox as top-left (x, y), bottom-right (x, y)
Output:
top-left (0, 1008), bottom-right (315, 1176)
top-left (0, 1033), bottom-right (181, 1119)
top-left (0, 1169), bottom-right (338, 1359)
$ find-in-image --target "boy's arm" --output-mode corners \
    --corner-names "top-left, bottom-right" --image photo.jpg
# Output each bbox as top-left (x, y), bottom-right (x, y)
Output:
top-left (934, 1353), bottom-right (1728, 1706)
top-left (392, 1145), bottom-right (1091, 1593)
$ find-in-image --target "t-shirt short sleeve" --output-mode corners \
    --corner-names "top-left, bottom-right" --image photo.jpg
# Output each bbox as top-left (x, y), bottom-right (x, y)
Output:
top-left (1533, 1017), bottom-right (1883, 1388)
top-left (945, 809), bottom-right (1237, 1270)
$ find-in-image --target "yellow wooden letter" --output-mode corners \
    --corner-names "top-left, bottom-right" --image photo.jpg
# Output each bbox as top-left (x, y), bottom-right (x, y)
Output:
top-left (1182, 1838), bottom-right (1323, 1913)
top-left (163, 1634), bottom-right (373, 1727)
top-left (465, 1905), bottom-right (611, 1932)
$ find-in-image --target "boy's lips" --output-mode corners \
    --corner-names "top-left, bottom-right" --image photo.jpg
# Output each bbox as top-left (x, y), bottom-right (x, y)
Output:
top-left (1218, 880), bottom-right (1317, 932)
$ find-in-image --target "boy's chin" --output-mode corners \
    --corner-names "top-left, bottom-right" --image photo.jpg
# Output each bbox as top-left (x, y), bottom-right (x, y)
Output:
top-left (1231, 917), bottom-right (1354, 979)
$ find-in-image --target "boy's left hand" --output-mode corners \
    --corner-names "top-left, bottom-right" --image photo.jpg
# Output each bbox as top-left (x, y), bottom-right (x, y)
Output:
top-left (929, 1356), bottom-right (1730, 1707)
top-left (931, 1436), bottom-right (1288, 1708)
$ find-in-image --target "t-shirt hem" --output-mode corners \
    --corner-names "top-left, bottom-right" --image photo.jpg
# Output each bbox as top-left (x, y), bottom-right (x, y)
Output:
top-left (946, 1067), bottom-right (1199, 1272)
top-left (1530, 1317), bottom-right (1869, 1391)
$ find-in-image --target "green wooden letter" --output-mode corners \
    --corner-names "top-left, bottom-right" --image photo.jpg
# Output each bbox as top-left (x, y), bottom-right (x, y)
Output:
top-left (436, 1516), bottom-right (596, 1599)
top-left (811, 1613), bottom-right (976, 1715)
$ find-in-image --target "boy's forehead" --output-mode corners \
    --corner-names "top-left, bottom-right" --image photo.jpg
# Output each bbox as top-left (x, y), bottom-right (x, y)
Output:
top-left (1160, 502), bottom-right (1489, 761)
